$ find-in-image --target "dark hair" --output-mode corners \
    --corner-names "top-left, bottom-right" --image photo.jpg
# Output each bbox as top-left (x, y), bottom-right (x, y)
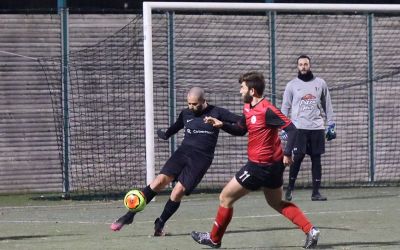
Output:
top-left (239, 71), bottom-right (265, 96)
top-left (297, 55), bottom-right (311, 64)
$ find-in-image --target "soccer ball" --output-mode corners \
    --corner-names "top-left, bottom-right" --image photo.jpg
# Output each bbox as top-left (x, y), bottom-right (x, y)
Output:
top-left (123, 189), bottom-right (146, 212)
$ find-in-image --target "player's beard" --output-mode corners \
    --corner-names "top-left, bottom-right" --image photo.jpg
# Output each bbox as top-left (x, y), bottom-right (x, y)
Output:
top-left (298, 70), bottom-right (314, 82)
top-left (243, 90), bottom-right (253, 103)
top-left (192, 105), bottom-right (203, 116)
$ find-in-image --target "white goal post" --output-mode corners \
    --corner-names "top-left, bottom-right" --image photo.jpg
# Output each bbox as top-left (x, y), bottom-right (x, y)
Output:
top-left (142, 2), bottom-right (400, 186)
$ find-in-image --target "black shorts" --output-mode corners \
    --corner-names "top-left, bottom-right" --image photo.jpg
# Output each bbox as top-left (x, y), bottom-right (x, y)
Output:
top-left (235, 161), bottom-right (285, 190)
top-left (293, 129), bottom-right (325, 156)
top-left (160, 147), bottom-right (213, 195)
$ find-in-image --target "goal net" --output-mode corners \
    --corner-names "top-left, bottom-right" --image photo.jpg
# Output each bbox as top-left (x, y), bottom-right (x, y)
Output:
top-left (144, 3), bottom-right (400, 190)
top-left (41, 3), bottom-right (400, 195)
top-left (41, 17), bottom-right (147, 195)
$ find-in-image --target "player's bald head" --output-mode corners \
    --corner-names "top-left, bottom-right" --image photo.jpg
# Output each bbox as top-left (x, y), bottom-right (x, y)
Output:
top-left (187, 87), bottom-right (205, 102)
top-left (187, 87), bottom-right (207, 115)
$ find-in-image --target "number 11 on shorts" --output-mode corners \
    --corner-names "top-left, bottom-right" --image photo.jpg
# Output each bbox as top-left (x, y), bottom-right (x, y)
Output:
top-left (238, 170), bottom-right (250, 182)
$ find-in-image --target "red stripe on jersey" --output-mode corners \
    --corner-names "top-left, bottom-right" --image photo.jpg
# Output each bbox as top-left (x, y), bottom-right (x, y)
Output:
top-left (243, 99), bottom-right (291, 164)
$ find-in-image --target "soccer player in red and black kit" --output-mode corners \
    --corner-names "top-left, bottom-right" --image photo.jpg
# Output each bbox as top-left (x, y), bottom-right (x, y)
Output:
top-left (110, 87), bottom-right (241, 236)
top-left (191, 72), bottom-right (320, 249)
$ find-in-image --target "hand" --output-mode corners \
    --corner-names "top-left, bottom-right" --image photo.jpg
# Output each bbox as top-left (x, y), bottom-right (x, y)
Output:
top-left (157, 129), bottom-right (168, 140)
top-left (283, 155), bottom-right (293, 167)
top-left (280, 130), bottom-right (288, 141)
top-left (326, 123), bottom-right (336, 141)
top-left (204, 116), bottom-right (223, 128)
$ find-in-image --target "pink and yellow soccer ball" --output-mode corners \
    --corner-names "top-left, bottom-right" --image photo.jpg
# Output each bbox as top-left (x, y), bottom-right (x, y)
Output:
top-left (123, 189), bottom-right (146, 212)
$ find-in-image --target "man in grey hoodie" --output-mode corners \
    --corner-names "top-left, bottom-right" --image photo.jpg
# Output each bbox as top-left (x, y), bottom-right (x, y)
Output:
top-left (281, 55), bottom-right (336, 201)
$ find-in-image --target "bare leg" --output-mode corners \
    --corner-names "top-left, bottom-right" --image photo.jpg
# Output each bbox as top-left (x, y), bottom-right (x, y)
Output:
top-left (219, 177), bottom-right (250, 208)
top-left (150, 174), bottom-right (175, 192)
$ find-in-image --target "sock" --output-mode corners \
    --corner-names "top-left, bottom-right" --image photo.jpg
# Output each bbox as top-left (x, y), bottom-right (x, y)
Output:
top-left (281, 202), bottom-right (313, 234)
top-left (121, 186), bottom-right (157, 222)
top-left (288, 154), bottom-right (305, 190)
top-left (288, 176), bottom-right (296, 191)
top-left (312, 179), bottom-right (321, 195)
top-left (159, 199), bottom-right (181, 225)
top-left (126, 211), bottom-right (136, 220)
top-left (141, 185), bottom-right (158, 204)
top-left (210, 206), bottom-right (233, 243)
top-left (311, 154), bottom-right (322, 195)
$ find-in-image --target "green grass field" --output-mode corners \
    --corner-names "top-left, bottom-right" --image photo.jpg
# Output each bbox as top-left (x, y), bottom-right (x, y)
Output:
top-left (0, 187), bottom-right (399, 249)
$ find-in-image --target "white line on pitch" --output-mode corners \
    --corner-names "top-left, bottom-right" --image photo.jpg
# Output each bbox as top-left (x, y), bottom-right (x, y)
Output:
top-left (0, 220), bottom-right (107, 225)
top-left (0, 203), bottom-right (117, 210)
top-left (0, 209), bottom-right (382, 225)
top-left (190, 209), bottom-right (382, 221)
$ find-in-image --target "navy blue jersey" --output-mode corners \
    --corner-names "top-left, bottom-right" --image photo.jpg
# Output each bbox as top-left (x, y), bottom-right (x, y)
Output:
top-left (164, 105), bottom-right (240, 157)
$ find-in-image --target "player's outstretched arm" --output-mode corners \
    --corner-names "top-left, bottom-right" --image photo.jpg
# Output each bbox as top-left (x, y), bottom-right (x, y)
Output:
top-left (221, 116), bottom-right (247, 136)
top-left (157, 129), bottom-right (168, 140)
top-left (157, 111), bottom-right (185, 140)
top-left (204, 116), bottom-right (247, 136)
top-left (218, 107), bottom-right (242, 124)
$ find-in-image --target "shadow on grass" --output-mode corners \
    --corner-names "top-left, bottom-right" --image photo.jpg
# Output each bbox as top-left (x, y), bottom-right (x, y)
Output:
top-left (313, 240), bottom-right (400, 249)
top-left (29, 188), bottom-right (220, 202)
top-left (30, 193), bottom-right (125, 201)
top-left (335, 193), bottom-right (399, 201)
top-left (251, 240), bottom-right (400, 249)
top-left (146, 225), bottom-right (352, 238)
top-left (0, 233), bottom-right (82, 241)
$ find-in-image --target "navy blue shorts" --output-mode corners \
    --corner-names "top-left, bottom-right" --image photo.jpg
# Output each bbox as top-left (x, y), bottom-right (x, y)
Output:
top-left (160, 147), bottom-right (213, 195)
top-left (235, 161), bottom-right (285, 190)
top-left (293, 129), bottom-right (325, 156)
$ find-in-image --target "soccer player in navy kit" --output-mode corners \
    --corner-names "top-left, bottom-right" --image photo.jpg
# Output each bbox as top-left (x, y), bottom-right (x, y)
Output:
top-left (191, 72), bottom-right (320, 249)
top-left (281, 55), bottom-right (336, 201)
top-left (110, 87), bottom-right (241, 236)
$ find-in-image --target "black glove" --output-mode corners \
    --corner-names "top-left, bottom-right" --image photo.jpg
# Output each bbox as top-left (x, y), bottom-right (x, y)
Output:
top-left (157, 129), bottom-right (168, 140)
top-left (326, 123), bottom-right (336, 141)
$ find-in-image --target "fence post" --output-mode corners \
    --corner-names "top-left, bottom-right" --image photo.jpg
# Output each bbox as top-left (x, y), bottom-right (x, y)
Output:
top-left (266, 0), bottom-right (276, 105)
top-left (59, 0), bottom-right (70, 197)
top-left (367, 13), bottom-right (375, 182)
top-left (167, 11), bottom-right (177, 155)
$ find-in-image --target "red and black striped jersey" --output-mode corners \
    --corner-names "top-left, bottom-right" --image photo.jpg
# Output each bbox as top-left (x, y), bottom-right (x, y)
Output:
top-left (242, 98), bottom-right (292, 164)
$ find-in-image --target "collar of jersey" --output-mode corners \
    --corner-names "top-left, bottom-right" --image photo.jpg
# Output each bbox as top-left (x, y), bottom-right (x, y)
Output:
top-left (250, 98), bottom-right (264, 109)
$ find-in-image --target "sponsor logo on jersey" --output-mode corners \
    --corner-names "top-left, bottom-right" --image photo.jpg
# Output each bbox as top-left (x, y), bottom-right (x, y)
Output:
top-left (301, 93), bottom-right (316, 100)
top-left (300, 93), bottom-right (317, 111)
top-left (251, 115), bottom-right (257, 124)
top-left (186, 119), bottom-right (194, 123)
top-left (186, 128), bottom-right (214, 135)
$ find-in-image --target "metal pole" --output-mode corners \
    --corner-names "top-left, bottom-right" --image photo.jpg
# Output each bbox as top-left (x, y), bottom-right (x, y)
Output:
top-left (143, 3), bottom-right (156, 186)
top-left (57, 0), bottom-right (64, 14)
top-left (367, 13), bottom-right (375, 182)
top-left (167, 11), bottom-right (177, 155)
top-left (269, 11), bottom-right (276, 105)
top-left (266, 0), bottom-right (276, 105)
top-left (58, 0), bottom-right (70, 197)
top-left (144, 2), bottom-right (400, 13)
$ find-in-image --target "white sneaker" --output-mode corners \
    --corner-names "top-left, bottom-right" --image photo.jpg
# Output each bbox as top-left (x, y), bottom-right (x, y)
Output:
top-left (304, 227), bottom-right (320, 249)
